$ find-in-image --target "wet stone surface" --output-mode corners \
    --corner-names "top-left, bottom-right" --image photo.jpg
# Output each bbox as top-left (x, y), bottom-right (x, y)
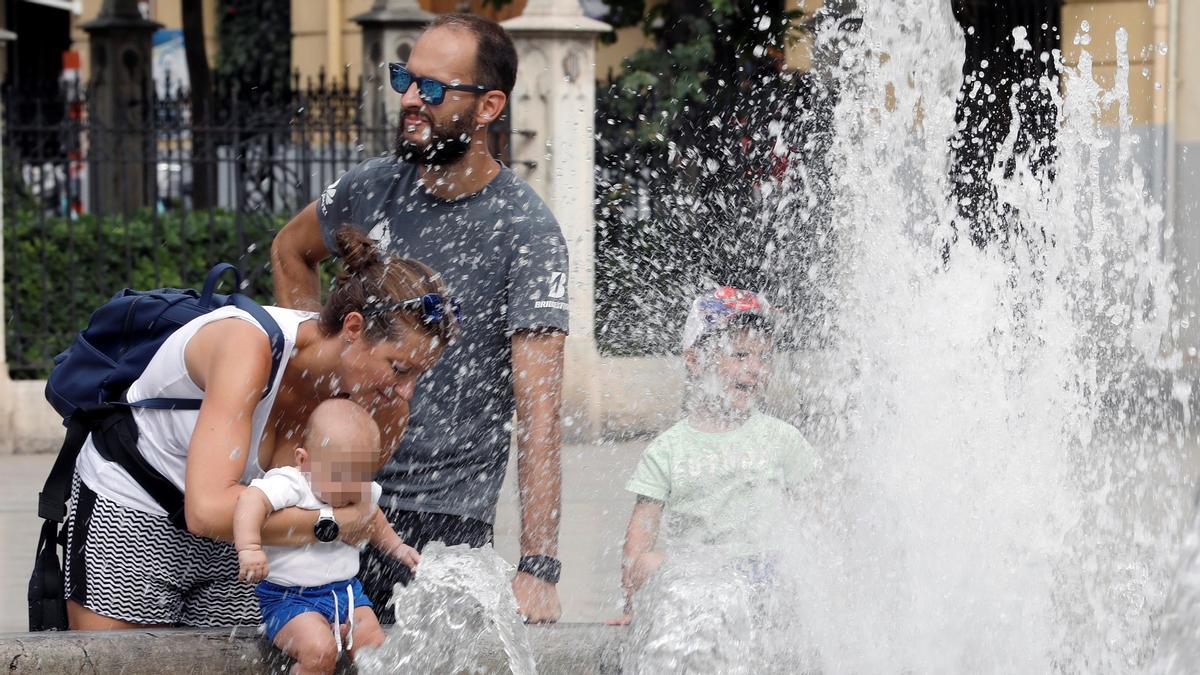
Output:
top-left (0, 623), bottom-right (626, 674)
top-left (1, 442), bottom-right (649, 633)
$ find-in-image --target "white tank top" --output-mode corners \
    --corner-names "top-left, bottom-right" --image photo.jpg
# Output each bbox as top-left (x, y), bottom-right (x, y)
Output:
top-left (75, 305), bottom-right (316, 517)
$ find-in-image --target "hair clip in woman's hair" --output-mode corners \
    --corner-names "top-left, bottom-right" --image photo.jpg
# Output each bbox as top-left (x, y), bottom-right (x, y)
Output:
top-left (365, 294), bottom-right (463, 325)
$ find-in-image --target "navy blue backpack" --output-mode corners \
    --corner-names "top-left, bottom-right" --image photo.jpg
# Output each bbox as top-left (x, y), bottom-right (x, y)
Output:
top-left (29, 263), bottom-right (285, 631)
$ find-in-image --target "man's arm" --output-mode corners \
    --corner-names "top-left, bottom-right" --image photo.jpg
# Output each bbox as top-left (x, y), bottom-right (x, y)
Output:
top-left (270, 201), bottom-right (329, 311)
top-left (511, 329), bottom-right (566, 623)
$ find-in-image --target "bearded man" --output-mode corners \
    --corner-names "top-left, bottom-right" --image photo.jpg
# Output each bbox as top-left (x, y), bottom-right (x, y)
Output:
top-left (270, 13), bottom-right (567, 623)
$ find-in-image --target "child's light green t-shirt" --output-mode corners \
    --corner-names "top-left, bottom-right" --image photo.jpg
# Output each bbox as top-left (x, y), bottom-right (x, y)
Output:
top-left (625, 411), bottom-right (819, 553)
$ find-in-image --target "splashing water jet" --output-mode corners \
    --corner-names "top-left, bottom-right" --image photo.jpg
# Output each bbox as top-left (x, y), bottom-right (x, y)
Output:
top-left (623, 0), bottom-right (1193, 672)
top-left (356, 544), bottom-right (537, 674)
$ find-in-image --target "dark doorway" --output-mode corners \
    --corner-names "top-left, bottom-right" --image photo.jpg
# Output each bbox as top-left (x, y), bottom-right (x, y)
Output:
top-left (4, 0), bottom-right (71, 90)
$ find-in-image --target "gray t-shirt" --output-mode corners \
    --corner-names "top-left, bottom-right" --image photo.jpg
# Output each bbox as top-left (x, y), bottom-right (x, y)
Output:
top-left (317, 157), bottom-right (569, 523)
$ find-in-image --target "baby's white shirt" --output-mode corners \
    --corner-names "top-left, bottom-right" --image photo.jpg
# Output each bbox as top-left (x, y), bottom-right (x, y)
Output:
top-left (249, 466), bottom-right (382, 588)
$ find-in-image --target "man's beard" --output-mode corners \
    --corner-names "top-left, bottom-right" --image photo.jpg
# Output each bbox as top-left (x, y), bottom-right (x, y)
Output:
top-left (394, 106), bottom-right (476, 167)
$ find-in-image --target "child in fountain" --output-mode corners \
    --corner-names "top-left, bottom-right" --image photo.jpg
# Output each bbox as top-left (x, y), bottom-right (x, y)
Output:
top-left (613, 287), bottom-right (819, 623)
top-left (234, 399), bottom-right (420, 674)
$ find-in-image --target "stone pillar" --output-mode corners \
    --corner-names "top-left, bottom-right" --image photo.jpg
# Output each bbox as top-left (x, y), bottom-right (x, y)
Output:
top-left (1173, 0), bottom-right (1200, 361)
top-left (503, 2), bottom-right (610, 439)
top-left (82, 0), bottom-right (161, 215)
top-left (0, 43), bottom-right (9, 455)
top-left (0, 41), bottom-right (64, 456)
top-left (352, 0), bottom-right (435, 156)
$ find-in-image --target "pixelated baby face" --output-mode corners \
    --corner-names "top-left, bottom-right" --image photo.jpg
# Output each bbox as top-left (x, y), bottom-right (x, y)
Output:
top-left (305, 440), bottom-right (378, 508)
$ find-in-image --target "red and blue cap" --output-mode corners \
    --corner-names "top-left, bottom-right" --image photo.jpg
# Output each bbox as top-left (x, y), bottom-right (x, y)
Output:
top-left (681, 286), bottom-right (773, 350)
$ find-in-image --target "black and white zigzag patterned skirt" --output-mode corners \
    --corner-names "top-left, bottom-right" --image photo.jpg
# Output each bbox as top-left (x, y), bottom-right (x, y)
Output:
top-left (65, 476), bottom-right (261, 627)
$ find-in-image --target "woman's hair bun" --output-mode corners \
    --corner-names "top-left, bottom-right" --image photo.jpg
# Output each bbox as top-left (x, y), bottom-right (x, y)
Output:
top-left (319, 224), bottom-right (458, 344)
top-left (334, 225), bottom-right (383, 275)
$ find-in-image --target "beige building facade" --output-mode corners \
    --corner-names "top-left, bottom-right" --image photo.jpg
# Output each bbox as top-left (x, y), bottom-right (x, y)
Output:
top-left (64, 0), bottom-right (526, 84)
top-left (1062, 0), bottom-right (1200, 353)
top-left (290, 0), bottom-right (527, 84)
top-left (1061, 0), bottom-right (1163, 126)
top-left (62, 0), bottom-right (816, 87)
top-left (69, 0), bottom-right (221, 80)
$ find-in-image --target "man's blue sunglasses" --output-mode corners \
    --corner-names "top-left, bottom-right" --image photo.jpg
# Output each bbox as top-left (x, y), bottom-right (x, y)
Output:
top-left (388, 63), bottom-right (491, 105)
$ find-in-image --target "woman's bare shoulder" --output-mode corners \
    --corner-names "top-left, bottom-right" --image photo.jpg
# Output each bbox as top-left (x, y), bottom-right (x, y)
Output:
top-left (184, 317), bottom-right (272, 391)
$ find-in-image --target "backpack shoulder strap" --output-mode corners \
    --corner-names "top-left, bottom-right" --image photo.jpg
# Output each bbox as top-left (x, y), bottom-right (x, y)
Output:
top-left (28, 412), bottom-right (97, 631)
top-left (126, 293), bottom-right (286, 412)
top-left (231, 294), bottom-right (286, 399)
top-left (36, 406), bottom-right (188, 529)
top-left (89, 408), bottom-right (188, 529)
top-left (199, 265), bottom-right (285, 394)
top-left (36, 416), bottom-right (95, 522)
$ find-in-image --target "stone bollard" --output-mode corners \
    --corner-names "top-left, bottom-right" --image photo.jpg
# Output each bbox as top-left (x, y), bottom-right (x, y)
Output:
top-left (0, 623), bottom-right (625, 674)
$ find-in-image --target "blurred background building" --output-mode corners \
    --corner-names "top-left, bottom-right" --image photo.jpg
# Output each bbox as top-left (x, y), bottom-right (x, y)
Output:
top-left (0, 0), bottom-right (819, 90)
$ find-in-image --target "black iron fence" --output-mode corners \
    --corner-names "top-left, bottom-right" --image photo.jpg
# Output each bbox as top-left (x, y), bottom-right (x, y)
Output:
top-left (3, 73), bottom-right (510, 378)
top-left (6, 66), bottom-right (825, 377)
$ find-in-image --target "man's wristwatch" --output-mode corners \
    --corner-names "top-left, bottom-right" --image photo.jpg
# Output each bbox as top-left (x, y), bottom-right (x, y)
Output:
top-left (314, 505), bottom-right (339, 543)
top-left (518, 555), bottom-right (562, 584)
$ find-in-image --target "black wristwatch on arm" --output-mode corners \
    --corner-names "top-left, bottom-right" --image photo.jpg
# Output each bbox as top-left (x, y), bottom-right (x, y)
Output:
top-left (518, 555), bottom-right (561, 584)
top-left (314, 505), bottom-right (339, 543)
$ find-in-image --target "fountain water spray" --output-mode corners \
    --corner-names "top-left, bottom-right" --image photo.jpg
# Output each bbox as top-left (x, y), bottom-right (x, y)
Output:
top-left (356, 543), bottom-right (536, 674)
top-left (725, 0), bottom-right (1189, 671)
top-left (354, 2), bottom-right (1191, 672)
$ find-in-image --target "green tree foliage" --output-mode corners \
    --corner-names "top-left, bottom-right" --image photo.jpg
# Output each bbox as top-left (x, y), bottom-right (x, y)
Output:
top-left (214, 0), bottom-right (293, 100)
top-left (600, 0), bottom-right (804, 145)
top-left (591, 1), bottom-right (813, 355)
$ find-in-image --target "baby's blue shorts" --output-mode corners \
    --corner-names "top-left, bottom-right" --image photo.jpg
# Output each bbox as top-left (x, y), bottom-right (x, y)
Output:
top-left (255, 577), bottom-right (374, 642)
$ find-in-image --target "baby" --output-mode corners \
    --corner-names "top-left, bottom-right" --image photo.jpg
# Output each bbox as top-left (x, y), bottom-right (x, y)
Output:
top-left (234, 398), bottom-right (419, 674)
